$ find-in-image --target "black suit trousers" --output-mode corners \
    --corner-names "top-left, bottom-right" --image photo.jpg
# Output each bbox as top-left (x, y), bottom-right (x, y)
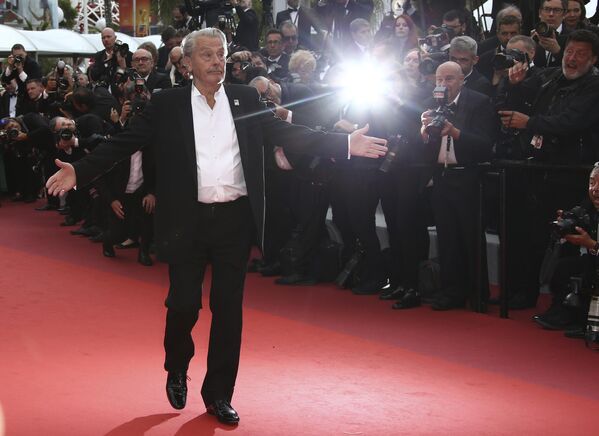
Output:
top-left (163, 196), bottom-right (253, 407)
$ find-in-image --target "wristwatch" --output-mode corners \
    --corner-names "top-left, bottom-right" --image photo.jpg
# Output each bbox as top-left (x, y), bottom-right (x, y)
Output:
top-left (589, 241), bottom-right (599, 256)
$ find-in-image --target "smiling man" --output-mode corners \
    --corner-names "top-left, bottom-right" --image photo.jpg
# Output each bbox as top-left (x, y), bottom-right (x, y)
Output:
top-left (45, 28), bottom-right (387, 426)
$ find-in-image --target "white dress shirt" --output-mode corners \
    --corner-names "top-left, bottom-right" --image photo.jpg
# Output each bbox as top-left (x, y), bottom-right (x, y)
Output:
top-left (125, 151), bottom-right (144, 193)
top-left (191, 84), bottom-right (247, 203)
top-left (8, 92), bottom-right (18, 118)
top-left (437, 93), bottom-right (460, 165)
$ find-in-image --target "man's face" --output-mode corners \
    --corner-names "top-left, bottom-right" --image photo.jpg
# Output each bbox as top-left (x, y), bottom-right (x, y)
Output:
top-left (449, 49), bottom-right (477, 76)
top-left (172, 8), bottom-right (184, 24)
top-left (26, 81), bottom-right (43, 100)
top-left (5, 79), bottom-right (18, 94)
top-left (288, 0), bottom-right (299, 8)
top-left (497, 23), bottom-right (520, 47)
top-left (53, 117), bottom-right (76, 132)
top-left (102, 29), bottom-right (116, 50)
top-left (565, 1), bottom-right (582, 28)
top-left (231, 62), bottom-right (247, 82)
top-left (282, 27), bottom-right (298, 54)
top-left (435, 62), bottom-right (464, 102)
top-left (506, 40), bottom-right (536, 61)
top-left (589, 170), bottom-right (599, 210)
top-left (251, 55), bottom-right (266, 69)
top-left (76, 74), bottom-right (89, 87)
top-left (443, 18), bottom-right (465, 37)
top-left (187, 37), bottom-right (226, 88)
top-left (266, 33), bottom-right (283, 58)
top-left (12, 48), bottom-right (27, 61)
top-left (132, 49), bottom-right (154, 76)
top-left (539, 0), bottom-right (565, 29)
top-left (352, 25), bottom-right (372, 47)
top-left (46, 77), bottom-right (57, 91)
top-left (562, 40), bottom-right (597, 79)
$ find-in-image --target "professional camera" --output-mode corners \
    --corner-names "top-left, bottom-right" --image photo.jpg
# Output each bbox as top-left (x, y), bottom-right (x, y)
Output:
top-left (551, 206), bottom-right (591, 238)
top-left (379, 135), bottom-right (408, 173)
top-left (57, 128), bottom-right (74, 142)
top-left (13, 55), bottom-right (24, 66)
top-left (535, 21), bottom-right (554, 38)
top-left (259, 95), bottom-right (276, 114)
top-left (492, 48), bottom-right (530, 70)
top-left (131, 77), bottom-right (149, 115)
top-left (424, 86), bottom-right (455, 141)
top-left (114, 40), bottom-right (130, 57)
top-left (335, 239), bottom-right (365, 288)
top-left (0, 128), bottom-right (20, 145)
top-left (418, 26), bottom-right (453, 76)
top-left (185, 0), bottom-right (234, 30)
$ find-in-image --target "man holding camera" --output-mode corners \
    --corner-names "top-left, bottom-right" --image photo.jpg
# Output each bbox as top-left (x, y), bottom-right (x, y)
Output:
top-left (1, 44), bottom-right (42, 96)
top-left (131, 48), bottom-right (172, 93)
top-left (89, 27), bottom-right (133, 91)
top-left (498, 29), bottom-right (599, 309)
top-left (533, 0), bottom-right (569, 68)
top-left (420, 61), bottom-right (496, 310)
top-left (230, 0), bottom-right (259, 51)
top-left (46, 28), bottom-right (387, 425)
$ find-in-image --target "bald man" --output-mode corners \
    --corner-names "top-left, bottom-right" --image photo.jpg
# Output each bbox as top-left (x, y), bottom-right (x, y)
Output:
top-left (89, 27), bottom-right (132, 89)
top-left (131, 48), bottom-right (172, 93)
top-left (418, 61), bottom-right (498, 312)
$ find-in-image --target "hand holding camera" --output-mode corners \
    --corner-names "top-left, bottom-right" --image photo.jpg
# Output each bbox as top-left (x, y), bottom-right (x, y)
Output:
top-left (531, 23), bottom-right (561, 55)
top-left (508, 60), bottom-right (529, 85)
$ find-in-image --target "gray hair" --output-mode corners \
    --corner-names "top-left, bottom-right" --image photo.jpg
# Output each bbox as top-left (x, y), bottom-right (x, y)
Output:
top-left (350, 18), bottom-right (370, 34)
top-left (248, 76), bottom-right (269, 89)
top-left (182, 28), bottom-right (227, 58)
top-left (280, 20), bottom-right (297, 33)
top-left (496, 5), bottom-right (522, 22)
top-left (507, 35), bottom-right (536, 53)
top-left (450, 36), bottom-right (478, 56)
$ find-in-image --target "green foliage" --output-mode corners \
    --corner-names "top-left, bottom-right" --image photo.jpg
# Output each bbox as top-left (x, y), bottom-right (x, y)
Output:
top-left (59, 0), bottom-right (78, 30)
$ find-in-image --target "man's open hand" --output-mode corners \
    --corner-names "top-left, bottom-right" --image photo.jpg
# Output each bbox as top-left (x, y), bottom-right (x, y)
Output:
top-left (349, 124), bottom-right (388, 159)
top-left (46, 159), bottom-right (76, 196)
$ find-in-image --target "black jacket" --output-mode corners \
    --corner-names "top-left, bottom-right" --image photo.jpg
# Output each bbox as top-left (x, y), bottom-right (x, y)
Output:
top-left (145, 71), bottom-right (172, 93)
top-left (464, 68), bottom-right (494, 98)
top-left (72, 84), bottom-right (350, 263)
top-left (1, 56), bottom-right (42, 95)
top-left (234, 8), bottom-right (259, 51)
top-left (276, 6), bottom-right (318, 50)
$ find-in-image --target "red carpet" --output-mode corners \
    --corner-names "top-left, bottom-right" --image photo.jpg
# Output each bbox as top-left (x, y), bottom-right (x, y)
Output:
top-left (1, 199), bottom-right (599, 435)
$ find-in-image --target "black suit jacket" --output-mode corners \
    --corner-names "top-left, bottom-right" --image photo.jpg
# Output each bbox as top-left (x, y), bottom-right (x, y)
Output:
top-left (73, 84), bottom-right (349, 263)
top-left (234, 8), bottom-right (260, 51)
top-left (145, 71), bottom-right (172, 93)
top-left (1, 57), bottom-right (42, 95)
top-left (315, 0), bottom-right (373, 45)
top-left (464, 68), bottom-right (494, 98)
top-left (533, 31), bottom-right (568, 68)
top-left (276, 6), bottom-right (317, 50)
top-left (0, 92), bottom-right (22, 118)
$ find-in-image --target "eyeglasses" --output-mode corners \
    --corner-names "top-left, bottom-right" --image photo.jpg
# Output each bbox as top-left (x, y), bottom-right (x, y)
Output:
top-left (132, 56), bottom-right (152, 63)
top-left (266, 39), bottom-right (281, 45)
top-left (282, 35), bottom-right (298, 41)
top-left (541, 7), bottom-right (565, 15)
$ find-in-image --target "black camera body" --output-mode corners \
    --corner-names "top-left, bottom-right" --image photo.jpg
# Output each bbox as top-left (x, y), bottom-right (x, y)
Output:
top-left (379, 135), bottom-right (408, 173)
top-left (535, 21), bottom-right (554, 38)
top-left (551, 206), bottom-right (591, 238)
top-left (54, 128), bottom-right (75, 145)
top-left (131, 77), bottom-right (149, 115)
top-left (0, 128), bottom-right (20, 145)
top-left (493, 48), bottom-right (529, 70)
top-left (114, 40), bottom-right (130, 57)
top-left (425, 86), bottom-right (454, 141)
top-left (418, 26), bottom-right (454, 76)
top-left (13, 55), bottom-right (24, 65)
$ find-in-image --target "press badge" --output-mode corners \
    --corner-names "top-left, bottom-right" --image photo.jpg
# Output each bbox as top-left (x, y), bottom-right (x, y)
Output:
top-left (531, 135), bottom-right (543, 149)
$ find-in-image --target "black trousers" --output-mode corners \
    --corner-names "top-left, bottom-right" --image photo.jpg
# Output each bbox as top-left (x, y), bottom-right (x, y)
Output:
top-left (163, 196), bottom-right (252, 407)
top-left (104, 188), bottom-right (153, 251)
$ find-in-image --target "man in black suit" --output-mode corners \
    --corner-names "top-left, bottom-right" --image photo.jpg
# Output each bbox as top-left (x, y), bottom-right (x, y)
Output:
top-left (420, 61), bottom-right (496, 311)
top-left (89, 27), bottom-right (132, 90)
top-left (276, 0), bottom-right (318, 50)
top-left (533, 0), bottom-right (569, 68)
top-left (131, 48), bottom-right (172, 93)
top-left (0, 44), bottom-right (42, 96)
top-left (46, 28), bottom-right (387, 425)
top-left (262, 28), bottom-right (291, 79)
top-left (0, 78), bottom-right (21, 119)
top-left (315, 0), bottom-right (373, 49)
top-left (231, 0), bottom-right (259, 51)
top-left (449, 36), bottom-right (494, 98)
top-left (477, 13), bottom-right (522, 83)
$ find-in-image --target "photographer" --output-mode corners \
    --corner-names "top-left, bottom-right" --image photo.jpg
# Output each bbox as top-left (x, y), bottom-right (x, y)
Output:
top-left (89, 28), bottom-right (133, 91)
top-left (98, 80), bottom-right (156, 266)
top-left (131, 48), bottom-right (172, 93)
top-left (419, 61), bottom-right (496, 310)
top-left (230, 0), bottom-right (259, 51)
top-left (261, 29), bottom-right (291, 80)
top-left (498, 29), bottom-right (599, 309)
top-left (477, 13), bottom-right (522, 84)
top-left (16, 79), bottom-right (55, 119)
top-left (168, 46), bottom-right (191, 87)
top-left (449, 36), bottom-right (494, 97)
top-left (1, 44), bottom-right (42, 96)
top-left (533, 166), bottom-right (599, 337)
top-left (532, 0), bottom-right (569, 68)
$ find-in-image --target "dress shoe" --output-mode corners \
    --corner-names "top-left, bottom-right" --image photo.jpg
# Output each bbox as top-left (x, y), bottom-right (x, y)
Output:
top-left (380, 286), bottom-right (406, 300)
top-left (508, 293), bottom-right (538, 310)
top-left (247, 258), bottom-right (265, 273)
top-left (275, 273), bottom-right (317, 286)
top-left (564, 326), bottom-right (586, 339)
top-left (431, 294), bottom-right (465, 311)
top-left (392, 288), bottom-right (421, 309)
top-left (89, 232), bottom-right (105, 243)
top-left (116, 239), bottom-right (139, 249)
top-left (35, 203), bottom-right (58, 211)
top-left (533, 307), bottom-right (577, 330)
top-left (60, 216), bottom-right (78, 226)
top-left (351, 280), bottom-right (387, 295)
top-left (103, 243), bottom-right (115, 258)
top-left (70, 226), bottom-right (100, 237)
top-left (138, 250), bottom-right (153, 266)
top-left (58, 206), bottom-right (70, 215)
top-left (166, 371), bottom-right (188, 410)
top-left (259, 261), bottom-right (281, 277)
top-left (206, 399), bottom-right (239, 425)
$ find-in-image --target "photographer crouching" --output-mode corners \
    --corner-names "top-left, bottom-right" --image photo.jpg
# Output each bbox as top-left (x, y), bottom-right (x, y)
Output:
top-left (533, 165), bottom-right (599, 339)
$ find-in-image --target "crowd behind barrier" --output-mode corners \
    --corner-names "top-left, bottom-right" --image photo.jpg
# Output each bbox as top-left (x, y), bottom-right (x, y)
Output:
top-left (3, 0), bottom-right (599, 348)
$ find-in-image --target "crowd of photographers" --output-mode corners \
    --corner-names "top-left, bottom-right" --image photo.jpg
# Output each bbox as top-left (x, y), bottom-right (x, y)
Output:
top-left (2, 0), bottom-right (599, 345)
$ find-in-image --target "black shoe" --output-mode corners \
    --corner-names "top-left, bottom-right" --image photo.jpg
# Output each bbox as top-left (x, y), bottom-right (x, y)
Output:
top-left (89, 232), bottom-right (105, 243)
top-left (138, 250), bottom-right (153, 266)
top-left (166, 371), bottom-right (188, 410)
top-left (247, 258), bottom-right (265, 273)
top-left (533, 307), bottom-right (577, 330)
top-left (58, 206), bottom-right (70, 215)
top-left (431, 294), bottom-right (465, 311)
top-left (60, 216), bottom-right (78, 226)
top-left (116, 240), bottom-right (139, 249)
top-left (392, 288), bottom-right (421, 309)
top-left (70, 226), bottom-right (98, 237)
top-left (35, 203), bottom-right (58, 211)
top-left (206, 399), bottom-right (239, 425)
top-left (259, 261), bottom-right (281, 277)
top-left (564, 326), bottom-right (586, 339)
top-left (103, 243), bottom-right (115, 258)
top-left (351, 280), bottom-right (387, 295)
top-left (508, 293), bottom-right (538, 310)
top-left (275, 273), bottom-right (317, 286)
top-left (380, 286), bottom-right (406, 301)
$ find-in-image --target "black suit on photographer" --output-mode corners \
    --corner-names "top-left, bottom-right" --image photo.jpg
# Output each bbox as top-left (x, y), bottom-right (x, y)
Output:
top-left (231, 0), bottom-right (259, 51)
top-left (498, 30), bottom-right (599, 308)
top-left (532, 1), bottom-right (569, 68)
top-left (89, 28), bottom-right (133, 94)
top-left (1, 45), bottom-right (42, 96)
top-left (421, 62), bottom-right (496, 310)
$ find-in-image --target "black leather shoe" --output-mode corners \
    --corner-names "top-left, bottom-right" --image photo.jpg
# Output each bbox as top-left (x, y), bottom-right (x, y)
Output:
top-left (138, 250), bottom-right (153, 266)
top-left (116, 240), bottom-right (139, 249)
top-left (166, 371), bottom-right (188, 410)
top-left (103, 243), bottom-right (115, 258)
top-left (275, 273), bottom-right (317, 286)
top-left (35, 203), bottom-right (58, 211)
top-left (351, 280), bottom-right (387, 295)
top-left (206, 399), bottom-right (239, 425)
top-left (392, 288), bottom-right (421, 309)
top-left (380, 286), bottom-right (406, 301)
top-left (89, 232), bottom-right (105, 243)
top-left (60, 216), bottom-right (78, 226)
top-left (70, 226), bottom-right (101, 237)
top-left (431, 294), bottom-right (465, 311)
top-left (564, 326), bottom-right (586, 339)
top-left (533, 307), bottom-right (576, 330)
